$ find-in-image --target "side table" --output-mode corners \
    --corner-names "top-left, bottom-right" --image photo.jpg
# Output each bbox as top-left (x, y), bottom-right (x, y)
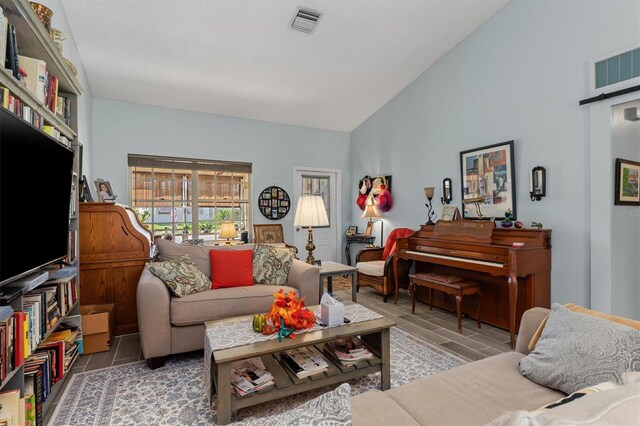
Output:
top-left (318, 261), bottom-right (358, 302)
top-left (345, 234), bottom-right (375, 266)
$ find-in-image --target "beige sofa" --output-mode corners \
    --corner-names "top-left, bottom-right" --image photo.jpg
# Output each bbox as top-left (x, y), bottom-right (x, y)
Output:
top-left (351, 307), bottom-right (640, 425)
top-left (137, 239), bottom-right (319, 368)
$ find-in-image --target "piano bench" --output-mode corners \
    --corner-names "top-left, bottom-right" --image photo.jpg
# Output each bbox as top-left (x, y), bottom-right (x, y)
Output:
top-left (409, 273), bottom-right (483, 334)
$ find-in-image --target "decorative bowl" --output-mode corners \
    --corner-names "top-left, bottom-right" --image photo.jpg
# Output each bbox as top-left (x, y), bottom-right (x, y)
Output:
top-left (29, 2), bottom-right (53, 33)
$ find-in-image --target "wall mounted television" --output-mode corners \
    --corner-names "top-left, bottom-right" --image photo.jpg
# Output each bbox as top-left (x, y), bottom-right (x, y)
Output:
top-left (0, 108), bottom-right (74, 286)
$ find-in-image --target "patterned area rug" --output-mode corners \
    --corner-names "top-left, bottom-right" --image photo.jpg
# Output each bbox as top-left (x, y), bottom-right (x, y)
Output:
top-left (51, 328), bottom-right (465, 426)
top-left (327, 275), bottom-right (352, 292)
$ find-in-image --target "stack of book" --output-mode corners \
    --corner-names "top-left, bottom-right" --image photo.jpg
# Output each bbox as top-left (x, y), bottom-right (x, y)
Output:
top-left (230, 358), bottom-right (273, 397)
top-left (323, 337), bottom-right (374, 367)
top-left (280, 347), bottom-right (328, 378)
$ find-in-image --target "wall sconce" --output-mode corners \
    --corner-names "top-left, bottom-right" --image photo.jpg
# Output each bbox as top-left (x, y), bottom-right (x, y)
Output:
top-left (424, 187), bottom-right (437, 225)
top-left (529, 166), bottom-right (546, 201)
top-left (441, 178), bottom-right (452, 204)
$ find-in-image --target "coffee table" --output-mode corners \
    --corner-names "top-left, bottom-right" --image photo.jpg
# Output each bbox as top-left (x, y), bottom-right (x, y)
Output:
top-left (318, 261), bottom-right (358, 302)
top-left (204, 304), bottom-right (395, 424)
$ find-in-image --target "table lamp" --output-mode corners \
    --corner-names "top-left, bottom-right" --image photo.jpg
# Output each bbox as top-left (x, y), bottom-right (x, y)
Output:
top-left (294, 195), bottom-right (329, 263)
top-left (361, 197), bottom-right (383, 243)
top-left (219, 222), bottom-right (238, 244)
top-left (424, 187), bottom-right (437, 225)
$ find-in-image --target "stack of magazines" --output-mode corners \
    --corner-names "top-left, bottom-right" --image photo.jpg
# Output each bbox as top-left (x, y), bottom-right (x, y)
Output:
top-left (280, 347), bottom-right (329, 378)
top-left (231, 357), bottom-right (274, 396)
top-left (323, 336), bottom-right (373, 366)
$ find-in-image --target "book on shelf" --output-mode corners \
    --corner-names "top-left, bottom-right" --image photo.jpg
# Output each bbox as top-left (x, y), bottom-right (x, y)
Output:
top-left (230, 357), bottom-right (274, 396)
top-left (279, 347), bottom-right (328, 379)
top-left (17, 56), bottom-right (46, 104)
top-left (0, 8), bottom-right (7, 69)
top-left (0, 388), bottom-right (21, 426)
top-left (323, 336), bottom-right (374, 367)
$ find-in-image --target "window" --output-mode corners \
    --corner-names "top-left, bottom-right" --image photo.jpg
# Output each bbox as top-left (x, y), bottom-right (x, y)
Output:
top-left (128, 154), bottom-right (252, 245)
top-left (302, 175), bottom-right (330, 226)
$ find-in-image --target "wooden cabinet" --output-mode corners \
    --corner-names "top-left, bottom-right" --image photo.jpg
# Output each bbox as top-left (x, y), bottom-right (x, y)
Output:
top-left (79, 203), bottom-right (153, 335)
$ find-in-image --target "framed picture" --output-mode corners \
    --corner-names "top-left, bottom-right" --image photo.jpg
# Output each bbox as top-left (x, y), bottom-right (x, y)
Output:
top-left (460, 141), bottom-right (516, 219)
top-left (80, 175), bottom-right (93, 202)
top-left (94, 179), bottom-right (116, 202)
top-left (364, 221), bottom-right (374, 236)
top-left (441, 206), bottom-right (460, 221)
top-left (347, 225), bottom-right (358, 236)
top-left (311, 259), bottom-right (322, 267)
top-left (615, 158), bottom-right (640, 205)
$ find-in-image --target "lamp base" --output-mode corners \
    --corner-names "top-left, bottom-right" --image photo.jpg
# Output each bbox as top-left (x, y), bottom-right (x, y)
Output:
top-left (305, 227), bottom-right (316, 263)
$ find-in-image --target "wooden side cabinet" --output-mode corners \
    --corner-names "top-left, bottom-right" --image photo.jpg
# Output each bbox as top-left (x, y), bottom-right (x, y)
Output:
top-left (79, 203), bottom-right (153, 335)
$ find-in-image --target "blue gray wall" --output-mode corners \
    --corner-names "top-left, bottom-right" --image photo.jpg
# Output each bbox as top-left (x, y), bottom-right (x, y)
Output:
top-left (91, 98), bottom-right (350, 247)
top-left (350, 0), bottom-right (640, 310)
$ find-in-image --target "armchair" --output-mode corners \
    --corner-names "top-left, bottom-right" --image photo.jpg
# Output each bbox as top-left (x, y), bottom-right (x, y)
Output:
top-left (355, 227), bottom-right (414, 302)
top-left (253, 224), bottom-right (298, 254)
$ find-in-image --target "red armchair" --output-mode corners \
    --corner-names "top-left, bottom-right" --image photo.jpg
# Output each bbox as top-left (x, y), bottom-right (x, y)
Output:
top-left (355, 228), bottom-right (414, 302)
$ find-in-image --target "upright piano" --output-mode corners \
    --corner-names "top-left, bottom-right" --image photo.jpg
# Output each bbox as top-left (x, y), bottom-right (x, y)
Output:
top-left (394, 220), bottom-right (551, 348)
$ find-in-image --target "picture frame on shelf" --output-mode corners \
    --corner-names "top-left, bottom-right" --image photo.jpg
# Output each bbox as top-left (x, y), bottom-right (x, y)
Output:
top-left (311, 259), bottom-right (322, 267)
top-left (460, 140), bottom-right (516, 219)
top-left (346, 225), bottom-right (358, 236)
top-left (80, 175), bottom-right (93, 202)
top-left (614, 158), bottom-right (640, 205)
top-left (364, 221), bottom-right (374, 236)
top-left (94, 179), bottom-right (116, 202)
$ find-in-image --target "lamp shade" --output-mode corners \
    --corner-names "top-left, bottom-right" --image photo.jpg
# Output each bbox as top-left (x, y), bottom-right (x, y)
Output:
top-left (424, 187), bottom-right (435, 199)
top-left (294, 195), bottom-right (329, 227)
top-left (361, 203), bottom-right (380, 219)
top-left (219, 222), bottom-right (238, 239)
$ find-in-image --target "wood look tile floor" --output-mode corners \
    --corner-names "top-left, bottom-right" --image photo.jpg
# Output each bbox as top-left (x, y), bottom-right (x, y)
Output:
top-left (46, 286), bottom-right (511, 423)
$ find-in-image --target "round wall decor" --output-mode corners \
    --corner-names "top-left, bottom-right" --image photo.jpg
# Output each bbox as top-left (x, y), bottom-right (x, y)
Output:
top-left (258, 186), bottom-right (290, 220)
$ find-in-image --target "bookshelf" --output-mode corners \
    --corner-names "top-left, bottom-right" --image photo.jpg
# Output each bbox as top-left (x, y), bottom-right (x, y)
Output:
top-left (0, 0), bottom-right (84, 423)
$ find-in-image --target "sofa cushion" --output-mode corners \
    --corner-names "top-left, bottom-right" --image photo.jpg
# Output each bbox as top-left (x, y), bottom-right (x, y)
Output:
top-left (146, 255), bottom-right (210, 298)
top-left (486, 382), bottom-right (640, 426)
top-left (210, 249), bottom-right (254, 289)
top-left (356, 260), bottom-right (385, 277)
top-left (351, 390), bottom-right (420, 425)
top-left (378, 352), bottom-right (563, 425)
top-left (170, 284), bottom-right (299, 326)
top-left (518, 303), bottom-right (640, 394)
top-left (252, 243), bottom-right (296, 285)
top-left (156, 238), bottom-right (253, 278)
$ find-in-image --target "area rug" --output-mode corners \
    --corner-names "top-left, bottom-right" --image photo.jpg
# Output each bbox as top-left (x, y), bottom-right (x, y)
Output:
top-left (51, 328), bottom-right (465, 425)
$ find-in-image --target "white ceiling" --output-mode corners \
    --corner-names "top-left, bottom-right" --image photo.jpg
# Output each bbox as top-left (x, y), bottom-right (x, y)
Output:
top-left (61, 0), bottom-right (508, 132)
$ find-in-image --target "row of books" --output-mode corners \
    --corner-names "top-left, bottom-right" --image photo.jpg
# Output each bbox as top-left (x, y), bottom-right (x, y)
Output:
top-left (25, 319), bottom-right (81, 426)
top-left (0, 387), bottom-right (34, 426)
top-left (230, 358), bottom-right (274, 397)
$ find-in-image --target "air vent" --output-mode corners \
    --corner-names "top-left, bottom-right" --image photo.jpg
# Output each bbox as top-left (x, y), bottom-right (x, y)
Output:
top-left (290, 7), bottom-right (322, 34)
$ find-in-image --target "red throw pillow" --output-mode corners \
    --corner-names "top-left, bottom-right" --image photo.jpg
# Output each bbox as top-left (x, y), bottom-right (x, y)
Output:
top-left (209, 249), bottom-right (254, 289)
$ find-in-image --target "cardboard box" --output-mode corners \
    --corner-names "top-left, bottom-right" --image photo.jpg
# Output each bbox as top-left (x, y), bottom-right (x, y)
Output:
top-left (80, 303), bottom-right (114, 354)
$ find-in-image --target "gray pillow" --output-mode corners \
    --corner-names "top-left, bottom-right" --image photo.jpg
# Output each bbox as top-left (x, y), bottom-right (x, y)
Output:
top-left (518, 303), bottom-right (640, 394)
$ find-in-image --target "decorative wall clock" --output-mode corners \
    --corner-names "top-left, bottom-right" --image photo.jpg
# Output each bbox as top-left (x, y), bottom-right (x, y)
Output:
top-left (258, 186), bottom-right (290, 220)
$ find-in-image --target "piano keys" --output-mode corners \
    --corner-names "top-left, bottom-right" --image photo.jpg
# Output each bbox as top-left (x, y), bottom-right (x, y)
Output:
top-left (394, 220), bottom-right (551, 348)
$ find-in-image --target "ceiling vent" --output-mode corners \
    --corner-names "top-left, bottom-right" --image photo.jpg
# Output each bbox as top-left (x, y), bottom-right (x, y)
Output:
top-left (290, 7), bottom-right (322, 34)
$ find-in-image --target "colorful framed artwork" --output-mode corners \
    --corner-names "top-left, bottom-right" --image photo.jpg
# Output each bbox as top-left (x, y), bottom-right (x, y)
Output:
top-left (615, 158), bottom-right (640, 205)
top-left (460, 140), bottom-right (516, 219)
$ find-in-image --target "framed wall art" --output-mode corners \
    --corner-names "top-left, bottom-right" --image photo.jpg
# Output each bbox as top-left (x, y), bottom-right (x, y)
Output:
top-left (258, 185), bottom-right (290, 220)
top-left (460, 140), bottom-right (516, 219)
top-left (614, 158), bottom-right (640, 205)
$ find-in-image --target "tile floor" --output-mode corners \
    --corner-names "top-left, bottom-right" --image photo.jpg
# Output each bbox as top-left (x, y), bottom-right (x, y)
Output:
top-left (46, 286), bottom-right (512, 422)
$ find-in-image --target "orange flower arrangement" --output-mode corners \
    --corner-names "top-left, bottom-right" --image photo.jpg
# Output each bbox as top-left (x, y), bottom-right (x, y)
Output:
top-left (266, 289), bottom-right (316, 335)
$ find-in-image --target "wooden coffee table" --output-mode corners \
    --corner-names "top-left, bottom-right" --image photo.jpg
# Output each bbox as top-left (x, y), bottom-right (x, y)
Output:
top-left (204, 305), bottom-right (395, 424)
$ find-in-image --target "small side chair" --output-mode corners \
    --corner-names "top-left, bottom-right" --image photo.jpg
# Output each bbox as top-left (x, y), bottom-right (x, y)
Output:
top-left (355, 227), bottom-right (414, 302)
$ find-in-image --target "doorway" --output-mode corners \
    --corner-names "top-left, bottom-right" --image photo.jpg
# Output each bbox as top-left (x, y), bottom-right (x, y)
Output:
top-left (293, 167), bottom-right (341, 262)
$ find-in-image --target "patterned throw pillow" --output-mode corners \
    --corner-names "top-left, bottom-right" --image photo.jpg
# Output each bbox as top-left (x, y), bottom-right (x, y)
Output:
top-left (252, 243), bottom-right (296, 285)
top-left (518, 303), bottom-right (640, 394)
top-left (147, 254), bottom-right (211, 297)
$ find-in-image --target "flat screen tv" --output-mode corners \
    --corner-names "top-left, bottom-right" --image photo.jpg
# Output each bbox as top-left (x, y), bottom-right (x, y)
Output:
top-left (0, 108), bottom-right (74, 285)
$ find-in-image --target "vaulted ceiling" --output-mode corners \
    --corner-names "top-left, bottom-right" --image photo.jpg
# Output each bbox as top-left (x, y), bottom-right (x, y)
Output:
top-left (61, 0), bottom-right (509, 131)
